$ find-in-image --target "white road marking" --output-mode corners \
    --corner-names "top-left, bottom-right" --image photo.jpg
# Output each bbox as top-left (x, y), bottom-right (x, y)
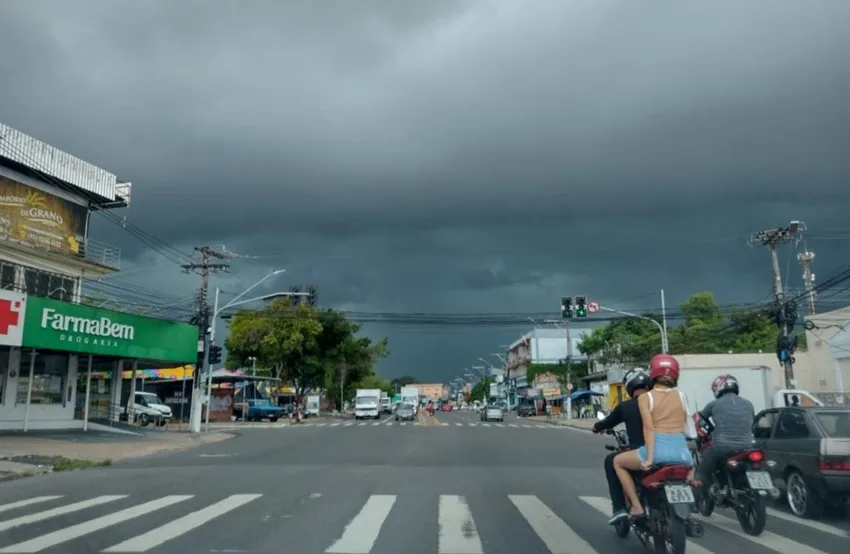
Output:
top-left (509, 495), bottom-right (598, 554)
top-left (455, 423), bottom-right (463, 427)
top-left (438, 495), bottom-right (483, 554)
top-left (400, 422), bottom-right (407, 426)
top-left (764, 507), bottom-right (850, 538)
top-left (698, 511), bottom-right (830, 554)
top-left (481, 423), bottom-right (490, 427)
top-left (102, 495), bottom-right (262, 552)
top-left (372, 421), bottom-right (381, 426)
top-left (0, 496), bottom-right (126, 532)
top-left (0, 497), bottom-right (63, 515)
top-left (344, 422), bottom-right (354, 427)
top-left (0, 496), bottom-right (191, 553)
top-left (358, 422), bottom-right (366, 426)
top-left (325, 495), bottom-right (396, 554)
top-left (508, 424), bottom-right (519, 428)
top-left (316, 423), bottom-right (327, 427)
top-left (578, 496), bottom-right (714, 554)
top-left (441, 422), bottom-right (449, 426)
top-left (330, 423), bottom-right (341, 427)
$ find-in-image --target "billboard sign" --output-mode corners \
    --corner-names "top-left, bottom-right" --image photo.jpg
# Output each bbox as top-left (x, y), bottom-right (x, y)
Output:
top-left (0, 176), bottom-right (87, 258)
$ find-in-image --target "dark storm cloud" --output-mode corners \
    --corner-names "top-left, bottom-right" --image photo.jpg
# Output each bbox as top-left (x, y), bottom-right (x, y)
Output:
top-left (2, 1), bottom-right (849, 380)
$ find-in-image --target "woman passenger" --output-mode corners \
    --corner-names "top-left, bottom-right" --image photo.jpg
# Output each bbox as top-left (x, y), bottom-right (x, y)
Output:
top-left (612, 353), bottom-right (694, 519)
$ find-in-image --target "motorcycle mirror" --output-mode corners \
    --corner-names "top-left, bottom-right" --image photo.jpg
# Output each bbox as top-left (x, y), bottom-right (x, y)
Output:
top-left (596, 411), bottom-right (605, 420)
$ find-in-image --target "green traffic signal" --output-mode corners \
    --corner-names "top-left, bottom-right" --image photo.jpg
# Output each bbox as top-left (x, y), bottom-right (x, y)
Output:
top-left (575, 296), bottom-right (587, 318)
top-left (561, 296), bottom-right (573, 318)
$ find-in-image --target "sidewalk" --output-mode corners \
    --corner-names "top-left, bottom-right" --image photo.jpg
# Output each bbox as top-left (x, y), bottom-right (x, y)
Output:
top-left (0, 430), bottom-right (233, 481)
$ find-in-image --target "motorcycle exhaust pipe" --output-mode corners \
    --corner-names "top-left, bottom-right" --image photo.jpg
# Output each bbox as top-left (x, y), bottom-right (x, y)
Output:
top-left (770, 487), bottom-right (781, 500)
top-left (686, 521), bottom-right (705, 539)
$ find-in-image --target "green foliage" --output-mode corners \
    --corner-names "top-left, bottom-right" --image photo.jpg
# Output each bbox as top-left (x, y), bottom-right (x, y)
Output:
top-left (469, 377), bottom-right (494, 402)
top-left (526, 361), bottom-right (589, 387)
top-left (578, 291), bottom-right (781, 365)
top-left (225, 302), bottom-right (390, 405)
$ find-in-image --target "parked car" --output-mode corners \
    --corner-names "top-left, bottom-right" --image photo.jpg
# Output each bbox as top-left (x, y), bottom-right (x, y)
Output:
top-left (481, 404), bottom-right (504, 423)
top-left (752, 406), bottom-right (850, 518)
top-left (517, 404), bottom-right (536, 417)
top-left (244, 399), bottom-right (283, 422)
top-left (395, 403), bottom-right (416, 422)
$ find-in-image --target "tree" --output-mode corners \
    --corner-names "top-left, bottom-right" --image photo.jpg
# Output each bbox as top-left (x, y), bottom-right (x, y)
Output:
top-left (390, 375), bottom-right (420, 389)
top-left (469, 377), bottom-right (494, 403)
top-left (225, 301), bottom-right (324, 403)
top-left (225, 302), bottom-right (390, 406)
top-left (579, 291), bottom-right (783, 364)
top-left (526, 361), bottom-right (589, 389)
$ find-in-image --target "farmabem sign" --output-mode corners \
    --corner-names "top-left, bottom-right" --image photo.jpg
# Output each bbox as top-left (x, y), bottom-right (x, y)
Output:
top-left (0, 290), bottom-right (27, 347)
top-left (22, 296), bottom-right (199, 363)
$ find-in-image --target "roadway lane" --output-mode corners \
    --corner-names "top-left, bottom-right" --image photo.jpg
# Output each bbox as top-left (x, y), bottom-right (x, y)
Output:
top-left (0, 411), bottom-right (847, 553)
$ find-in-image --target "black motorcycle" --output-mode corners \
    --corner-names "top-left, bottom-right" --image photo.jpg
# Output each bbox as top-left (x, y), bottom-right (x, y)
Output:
top-left (691, 413), bottom-right (777, 536)
top-left (603, 426), bottom-right (704, 553)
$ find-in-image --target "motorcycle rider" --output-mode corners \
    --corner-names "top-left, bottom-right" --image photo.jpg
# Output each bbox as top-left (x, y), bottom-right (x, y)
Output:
top-left (613, 353), bottom-right (695, 519)
top-left (592, 368), bottom-right (653, 524)
top-left (694, 375), bottom-right (755, 492)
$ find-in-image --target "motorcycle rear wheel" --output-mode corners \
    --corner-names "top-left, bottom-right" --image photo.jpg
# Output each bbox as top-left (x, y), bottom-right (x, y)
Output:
top-left (736, 492), bottom-right (767, 536)
top-left (654, 512), bottom-right (687, 554)
top-left (614, 519), bottom-right (630, 538)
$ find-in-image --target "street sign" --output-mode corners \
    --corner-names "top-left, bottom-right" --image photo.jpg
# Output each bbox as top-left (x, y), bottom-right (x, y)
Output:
top-left (588, 301), bottom-right (600, 313)
top-left (566, 383), bottom-right (573, 391)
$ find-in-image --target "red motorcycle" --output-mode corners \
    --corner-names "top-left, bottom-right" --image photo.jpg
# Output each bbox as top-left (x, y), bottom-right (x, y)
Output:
top-left (690, 413), bottom-right (777, 536)
top-left (603, 428), bottom-right (703, 553)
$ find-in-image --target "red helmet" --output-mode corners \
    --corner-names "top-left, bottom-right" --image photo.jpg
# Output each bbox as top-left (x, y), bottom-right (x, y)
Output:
top-left (648, 354), bottom-right (680, 383)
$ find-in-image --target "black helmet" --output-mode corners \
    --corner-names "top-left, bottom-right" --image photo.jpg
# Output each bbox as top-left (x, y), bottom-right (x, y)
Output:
top-left (623, 368), bottom-right (652, 398)
top-left (711, 374), bottom-right (739, 398)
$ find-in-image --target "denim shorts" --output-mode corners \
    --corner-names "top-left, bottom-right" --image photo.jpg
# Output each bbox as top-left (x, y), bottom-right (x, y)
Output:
top-left (637, 432), bottom-right (692, 466)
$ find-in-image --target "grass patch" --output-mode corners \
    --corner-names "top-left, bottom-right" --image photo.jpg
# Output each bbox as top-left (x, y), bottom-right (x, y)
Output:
top-left (51, 458), bottom-right (112, 472)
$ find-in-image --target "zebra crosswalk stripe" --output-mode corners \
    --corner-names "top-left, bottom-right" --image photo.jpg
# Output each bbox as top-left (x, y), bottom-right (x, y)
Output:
top-left (702, 511), bottom-right (829, 554)
top-left (0, 496), bottom-right (126, 533)
top-left (101, 494), bottom-right (262, 552)
top-left (0, 496), bottom-right (192, 553)
top-left (325, 495), bottom-right (395, 553)
top-left (508, 495), bottom-right (598, 554)
top-left (0, 497), bottom-right (62, 515)
top-left (438, 495), bottom-right (483, 553)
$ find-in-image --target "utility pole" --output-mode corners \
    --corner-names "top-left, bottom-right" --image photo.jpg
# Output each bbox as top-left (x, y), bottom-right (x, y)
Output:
top-left (182, 246), bottom-right (232, 433)
top-left (798, 250), bottom-right (816, 316)
top-left (749, 223), bottom-right (803, 390)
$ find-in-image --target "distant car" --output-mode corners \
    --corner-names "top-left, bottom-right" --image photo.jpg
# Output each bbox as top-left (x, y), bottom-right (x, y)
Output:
top-left (441, 403), bottom-right (453, 412)
top-left (395, 403), bottom-right (416, 422)
top-left (517, 404), bottom-right (536, 417)
top-left (481, 404), bottom-right (504, 423)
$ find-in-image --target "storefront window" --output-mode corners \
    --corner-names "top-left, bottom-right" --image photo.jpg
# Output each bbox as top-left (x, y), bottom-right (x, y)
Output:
top-left (0, 349), bottom-right (9, 405)
top-left (16, 351), bottom-right (70, 406)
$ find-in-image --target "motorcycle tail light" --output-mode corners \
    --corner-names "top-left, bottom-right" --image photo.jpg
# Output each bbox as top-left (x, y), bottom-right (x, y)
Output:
top-left (747, 451), bottom-right (765, 462)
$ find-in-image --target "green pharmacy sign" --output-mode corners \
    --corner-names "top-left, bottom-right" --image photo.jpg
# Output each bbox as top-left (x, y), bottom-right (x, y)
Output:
top-left (22, 296), bottom-right (199, 363)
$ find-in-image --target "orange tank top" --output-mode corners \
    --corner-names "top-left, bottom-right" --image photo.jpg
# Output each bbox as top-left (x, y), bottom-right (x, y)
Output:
top-left (645, 387), bottom-right (687, 434)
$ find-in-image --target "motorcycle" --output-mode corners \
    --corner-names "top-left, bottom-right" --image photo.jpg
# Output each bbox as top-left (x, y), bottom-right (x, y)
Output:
top-left (690, 412), bottom-right (778, 536)
top-left (601, 419), bottom-right (703, 553)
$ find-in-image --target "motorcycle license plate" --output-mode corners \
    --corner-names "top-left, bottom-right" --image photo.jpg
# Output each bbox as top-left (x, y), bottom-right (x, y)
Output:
top-left (746, 471), bottom-right (773, 490)
top-left (664, 484), bottom-right (695, 504)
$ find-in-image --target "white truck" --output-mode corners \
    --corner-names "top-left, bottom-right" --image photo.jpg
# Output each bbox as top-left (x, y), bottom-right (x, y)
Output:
top-left (379, 392), bottom-right (392, 414)
top-left (400, 385), bottom-right (419, 414)
top-left (305, 394), bottom-right (320, 417)
top-left (354, 388), bottom-right (382, 420)
top-left (676, 365), bottom-right (822, 415)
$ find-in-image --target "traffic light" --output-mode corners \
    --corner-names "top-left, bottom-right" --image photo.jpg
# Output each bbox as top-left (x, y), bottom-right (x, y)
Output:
top-left (208, 344), bottom-right (222, 365)
top-left (307, 286), bottom-right (317, 307)
top-left (575, 296), bottom-right (587, 318)
top-left (561, 296), bottom-right (573, 319)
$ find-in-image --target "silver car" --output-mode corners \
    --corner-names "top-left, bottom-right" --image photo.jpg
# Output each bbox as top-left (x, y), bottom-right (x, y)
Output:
top-left (481, 404), bottom-right (504, 422)
top-left (395, 403), bottom-right (415, 421)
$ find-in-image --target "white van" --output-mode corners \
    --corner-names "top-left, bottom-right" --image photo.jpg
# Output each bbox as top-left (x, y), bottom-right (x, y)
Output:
top-left (126, 391), bottom-right (172, 427)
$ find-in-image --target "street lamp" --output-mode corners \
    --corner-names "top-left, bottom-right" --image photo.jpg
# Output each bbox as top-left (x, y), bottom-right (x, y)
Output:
top-left (597, 306), bottom-right (669, 353)
top-left (192, 269), bottom-right (286, 433)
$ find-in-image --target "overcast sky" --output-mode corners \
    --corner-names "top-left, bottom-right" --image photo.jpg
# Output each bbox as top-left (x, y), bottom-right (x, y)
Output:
top-left (2, 0), bottom-right (849, 382)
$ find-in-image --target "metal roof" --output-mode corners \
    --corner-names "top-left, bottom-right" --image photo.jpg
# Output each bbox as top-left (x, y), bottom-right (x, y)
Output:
top-left (0, 122), bottom-right (130, 206)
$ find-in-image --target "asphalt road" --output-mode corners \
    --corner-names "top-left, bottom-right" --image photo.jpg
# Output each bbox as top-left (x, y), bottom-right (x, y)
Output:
top-left (0, 409), bottom-right (847, 553)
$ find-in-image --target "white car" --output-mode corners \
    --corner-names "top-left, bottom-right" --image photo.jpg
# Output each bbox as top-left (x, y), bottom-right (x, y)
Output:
top-left (481, 404), bottom-right (504, 423)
